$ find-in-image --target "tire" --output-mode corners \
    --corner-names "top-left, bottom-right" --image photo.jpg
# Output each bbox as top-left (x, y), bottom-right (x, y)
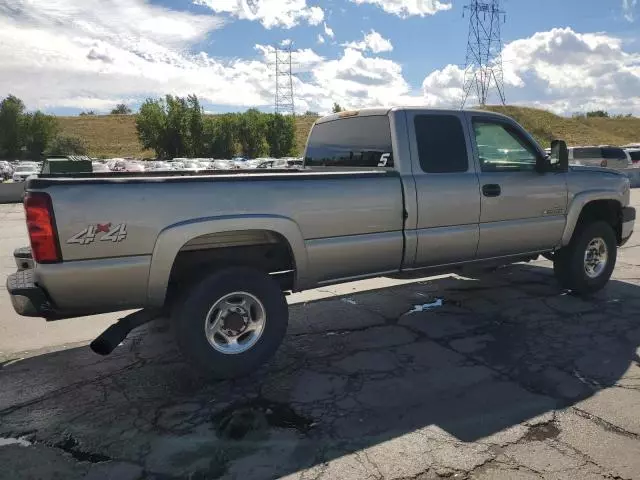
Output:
top-left (553, 221), bottom-right (617, 295)
top-left (172, 266), bottom-right (288, 379)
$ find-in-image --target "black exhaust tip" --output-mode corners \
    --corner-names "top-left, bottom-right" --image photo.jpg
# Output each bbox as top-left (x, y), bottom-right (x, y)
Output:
top-left (90, 323), bottom-right (131, 356)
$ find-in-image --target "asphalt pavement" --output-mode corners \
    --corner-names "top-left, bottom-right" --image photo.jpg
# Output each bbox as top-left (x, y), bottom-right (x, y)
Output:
top-left (0, 193), bottom-right (639, 480)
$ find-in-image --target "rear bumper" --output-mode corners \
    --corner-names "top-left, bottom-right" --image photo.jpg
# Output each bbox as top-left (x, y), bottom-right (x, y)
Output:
top-left (621, 206), bottom-right (635, 245)
top-left (6, 270), bottom-right (53, 317)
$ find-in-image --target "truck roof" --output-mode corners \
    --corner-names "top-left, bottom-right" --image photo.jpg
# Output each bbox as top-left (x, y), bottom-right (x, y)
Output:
top-left (315, 106), bottom-right (512, 124)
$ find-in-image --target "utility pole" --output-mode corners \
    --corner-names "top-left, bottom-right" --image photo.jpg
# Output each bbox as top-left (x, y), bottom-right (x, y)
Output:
top-left (274, 43), bottom-right (295, 116)
top-left (461, 0), bottom-right (507, 108)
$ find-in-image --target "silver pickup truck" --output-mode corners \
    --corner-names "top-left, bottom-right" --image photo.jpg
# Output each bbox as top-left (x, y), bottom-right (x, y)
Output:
top-left (7, 107), bottom-right (636, 378)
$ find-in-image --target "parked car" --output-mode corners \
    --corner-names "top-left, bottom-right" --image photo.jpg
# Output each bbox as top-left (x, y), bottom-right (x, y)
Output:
top-left (0, 161), bottom-right (13, 181)
top-left (8, 107), bottom-right (635, 380)
top-left (124, 161), bottom-right (145, 173)
top-left (212, 160), bottom-right (233, 170)
top-left (92, 162), bottom-right (111, 173)
top-left (11, 163), bottom-right (40, 182)
top-left (568, 146), bottom-right (631, 170)
top-left (625, 148), bottom-right (640, 164)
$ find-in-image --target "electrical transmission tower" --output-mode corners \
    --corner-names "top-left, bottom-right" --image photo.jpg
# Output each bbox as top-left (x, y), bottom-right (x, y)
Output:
top-left (274, 43), bottom-right (295, 116)
top-left (461, 0), bottom-right (507, 108)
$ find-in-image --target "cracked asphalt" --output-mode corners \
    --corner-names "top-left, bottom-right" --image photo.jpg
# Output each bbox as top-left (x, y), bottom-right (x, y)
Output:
top-left (1, 192), bottom-right (640, 480)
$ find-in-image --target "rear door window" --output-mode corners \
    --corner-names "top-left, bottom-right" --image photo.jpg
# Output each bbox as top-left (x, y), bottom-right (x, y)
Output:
top-left (573, 147), bottom-right (601, 159)
top-left (304, 115), bottom-right (393, 168)
top-left (629, 151), bottom-right (640, 162)
top-left (601, 147), bottom-right (626, 160)
top-left (414, 114), bottom-right (468, 173)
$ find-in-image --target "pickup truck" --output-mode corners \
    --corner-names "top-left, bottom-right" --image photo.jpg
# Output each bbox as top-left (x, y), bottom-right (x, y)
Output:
top-left (7, 107), bottom-right (636, 378)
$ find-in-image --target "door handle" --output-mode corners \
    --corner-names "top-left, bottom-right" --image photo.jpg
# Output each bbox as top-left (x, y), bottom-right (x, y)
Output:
top-left (482, 184), bottom-right (501, 197)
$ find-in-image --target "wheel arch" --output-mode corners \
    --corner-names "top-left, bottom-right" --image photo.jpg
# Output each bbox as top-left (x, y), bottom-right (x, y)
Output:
top-left (146, 215), bottom-right (310, 307)
top-left (561, 191), bottom-right (625, 247)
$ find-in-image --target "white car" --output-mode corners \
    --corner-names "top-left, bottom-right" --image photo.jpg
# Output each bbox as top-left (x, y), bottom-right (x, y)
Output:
top-left (625, 148), bottom-right (640, 165)
top-left (12, 164), bottom-right (39, 182)
top-left (92, 162), bottom-right (111, 173)
top-left (568, 146), bottom-right (630, 170)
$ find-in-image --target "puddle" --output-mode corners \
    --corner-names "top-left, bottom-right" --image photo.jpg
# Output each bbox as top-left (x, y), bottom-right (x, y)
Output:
top-left (212, 399), bottom-right (314, 440)
top-left (0, 437), bottom-right (32, 447)
top-left (407, 298), bottom-right (443, 314)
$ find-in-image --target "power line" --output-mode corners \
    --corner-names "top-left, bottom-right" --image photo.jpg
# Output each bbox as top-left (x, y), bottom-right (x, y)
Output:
top-left (461, 0), bottom-right (507, 108)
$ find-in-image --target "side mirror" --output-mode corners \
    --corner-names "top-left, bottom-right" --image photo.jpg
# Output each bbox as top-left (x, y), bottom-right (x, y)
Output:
top-left (550, 139), bottom-right (569, 173)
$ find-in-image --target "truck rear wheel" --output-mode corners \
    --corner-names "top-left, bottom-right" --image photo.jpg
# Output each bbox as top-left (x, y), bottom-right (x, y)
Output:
top-left (172, 267), bottom-right (288, 379)
top-left (553, 221), bottom-right (617, 295)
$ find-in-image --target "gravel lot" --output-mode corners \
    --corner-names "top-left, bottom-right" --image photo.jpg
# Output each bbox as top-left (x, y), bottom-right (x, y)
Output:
top-left (1, 193), bottom-right (639, 480)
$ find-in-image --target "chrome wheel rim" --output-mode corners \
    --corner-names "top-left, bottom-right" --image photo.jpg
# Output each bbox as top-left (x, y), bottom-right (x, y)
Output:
top-left (584, 237), bottom-right (608, 279)
top-left (204, 292), bottom-right (266, 355)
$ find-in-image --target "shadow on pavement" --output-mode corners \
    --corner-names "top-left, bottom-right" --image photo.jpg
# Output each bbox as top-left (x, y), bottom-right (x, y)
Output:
top-left (1, 263), bottom-right (639, 479)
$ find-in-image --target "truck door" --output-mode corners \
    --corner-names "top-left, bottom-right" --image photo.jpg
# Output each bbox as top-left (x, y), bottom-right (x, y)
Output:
top-left (468, 114), bottom-right (568, 258)
top-left (406, 111), bottom-right (481, 267)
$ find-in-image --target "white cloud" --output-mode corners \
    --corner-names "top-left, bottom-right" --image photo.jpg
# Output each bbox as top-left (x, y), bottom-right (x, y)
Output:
top-left (317, 34), bottom-right (325, 44)
top-left (421, 28), bottom-right (640, 114)
top-left (623, 0), bottom-right (638, 21)
top-left (194, 0), bottom-right (324, 29)
top-left (323, 22), bottom-right (335, 39)
top-left (351, 0), bottom-right (452, 17)
top-left (343, 30), bottom-right (393, 53)
top-left (2, 2), bottom-right (638, 118)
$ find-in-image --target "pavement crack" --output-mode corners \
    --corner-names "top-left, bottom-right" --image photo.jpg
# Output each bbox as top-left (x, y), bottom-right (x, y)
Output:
top-left (571, 407), bottom-right (640, 440)
top-left (0, 360), bottom-right (145, 418)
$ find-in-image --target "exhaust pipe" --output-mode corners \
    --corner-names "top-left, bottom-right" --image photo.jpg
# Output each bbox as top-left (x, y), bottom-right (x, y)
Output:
top-left (90, 309), bottom-right (160, 356)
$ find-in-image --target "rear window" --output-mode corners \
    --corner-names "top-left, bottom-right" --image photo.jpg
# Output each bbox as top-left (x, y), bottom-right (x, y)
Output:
top-left (601, 147), bottom-right (626, 160)
top-left (573, 147), bottom-right (601, 159)
top-left (414, 114), bottom-right (468, 173)
top-left (304, 116), bottom-right (393, 168)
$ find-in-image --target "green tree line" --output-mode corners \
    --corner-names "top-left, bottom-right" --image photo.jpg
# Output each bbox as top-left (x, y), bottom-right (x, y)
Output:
top-left (0, 94), bottom-right (87, 159)
top-left (135, 95), bottom-right (297, 159)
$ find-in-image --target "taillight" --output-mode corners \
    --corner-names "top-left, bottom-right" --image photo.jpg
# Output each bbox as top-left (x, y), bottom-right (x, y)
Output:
top-left (24, 192), bottom-right (61, 263)
top-left (601, 159), bottom-right (608, 167)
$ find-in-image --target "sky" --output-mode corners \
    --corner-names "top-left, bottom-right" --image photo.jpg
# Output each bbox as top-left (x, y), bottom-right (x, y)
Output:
top-left (0, 0), bottom-right (639, 116)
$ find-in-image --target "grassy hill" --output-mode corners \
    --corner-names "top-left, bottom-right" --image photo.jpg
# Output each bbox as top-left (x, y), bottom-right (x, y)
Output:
top-left (483, 106), bottom-right (640, 148)
top-left (57, 107), bottom-right (639, 158)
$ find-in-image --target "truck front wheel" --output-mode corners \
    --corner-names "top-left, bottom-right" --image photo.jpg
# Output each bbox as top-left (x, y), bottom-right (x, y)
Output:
top-left (172, 267), bottom-right (288, 379)
top-left (553, 221), bottom-right (617, 295)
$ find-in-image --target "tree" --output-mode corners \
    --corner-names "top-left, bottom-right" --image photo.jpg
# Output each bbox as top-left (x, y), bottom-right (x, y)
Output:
top-left (586, 110), bottom-right (609, 118)
top-left (237, 108), bottom-right (269, 158)
top-left (266, 113), bottom-right (296, 158)
top-left (47, 135), bottom-right (88, 156)
top-left (332, 102), bottom-right (343, 113)
top-left (23, 111), bottom-right (59, 159)
top-left (111, 103), bottom-right (132, 115)
top-left (203, 115), bottom-right (237, 159)
top-left (164, 95), bottom-right (191, 158)
top-left (187, 95), bottom-right (204, 157)
top-left (80, 110), bottom-right (96, 116)
top-left (136, 98), bottom-right (168, 157)
top-left (0, 95), bottom-right (26, 158)
top-left (304, 110), bottom-right (319, 117)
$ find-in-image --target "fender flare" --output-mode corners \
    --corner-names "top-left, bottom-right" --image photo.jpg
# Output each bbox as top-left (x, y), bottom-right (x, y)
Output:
top-left (561, 190), bottom-right (624, 246)
top-left (146, 214), bottom-right (310, 307)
